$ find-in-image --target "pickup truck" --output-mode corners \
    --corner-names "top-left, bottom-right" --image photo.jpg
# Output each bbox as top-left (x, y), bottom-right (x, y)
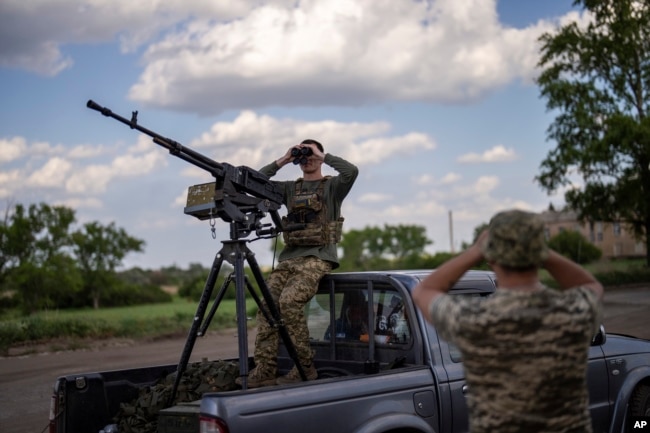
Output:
top-left (50, 269), bottom-right (650, 433)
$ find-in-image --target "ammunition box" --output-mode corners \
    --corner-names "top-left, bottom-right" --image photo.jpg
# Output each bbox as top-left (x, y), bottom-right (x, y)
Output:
top-left (184, 182), bottom-right (217, 220)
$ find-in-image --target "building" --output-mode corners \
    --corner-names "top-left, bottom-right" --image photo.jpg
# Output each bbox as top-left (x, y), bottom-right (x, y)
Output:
top-left (539, 210), bottom-right (647, 260)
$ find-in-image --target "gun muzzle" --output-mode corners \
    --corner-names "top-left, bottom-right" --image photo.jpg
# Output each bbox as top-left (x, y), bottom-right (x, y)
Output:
top-left (86, 100), bottom-right (111, 116)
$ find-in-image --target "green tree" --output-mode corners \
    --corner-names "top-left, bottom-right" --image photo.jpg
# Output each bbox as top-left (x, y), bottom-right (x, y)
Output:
top-left (71, 221), bottom-right (145, 309)
top-left (339, 224), bottom-right (432, 270)
top-left (536, 0), bottom-right (650, 266)
top-left (548, 230), bottom-right (602, 264)
top-left (0, 203), bottom-right (82, 312)
top-left (381, 225), bottom-right (432, 261)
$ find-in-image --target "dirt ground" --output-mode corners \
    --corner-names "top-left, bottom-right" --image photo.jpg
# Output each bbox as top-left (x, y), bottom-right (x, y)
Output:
top-left (1, 285), bottom-right (648, 433)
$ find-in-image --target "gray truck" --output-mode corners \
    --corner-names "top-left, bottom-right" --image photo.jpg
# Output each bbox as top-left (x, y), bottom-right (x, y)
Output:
top-left (50, 269), bottom-right (650, 433)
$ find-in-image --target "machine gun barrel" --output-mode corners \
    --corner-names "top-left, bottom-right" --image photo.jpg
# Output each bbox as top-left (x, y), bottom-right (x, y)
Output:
top-left (86, 100), bottom-right (284, 229)
top-left (86, 100), bottom-right (225, 178)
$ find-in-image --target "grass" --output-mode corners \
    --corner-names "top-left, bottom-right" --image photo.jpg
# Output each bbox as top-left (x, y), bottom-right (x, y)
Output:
top-left (0, 296), bottom-right (250, 355)
top-left (539, 258), bottom-right (650, 287)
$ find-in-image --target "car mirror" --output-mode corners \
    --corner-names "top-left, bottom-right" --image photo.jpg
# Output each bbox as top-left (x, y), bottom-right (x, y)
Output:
top-left (591, 324), bottom-right (606, 346)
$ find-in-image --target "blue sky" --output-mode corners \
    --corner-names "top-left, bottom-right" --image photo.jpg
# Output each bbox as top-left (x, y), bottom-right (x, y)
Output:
top-left (0, 0), bottom-right (587, 270)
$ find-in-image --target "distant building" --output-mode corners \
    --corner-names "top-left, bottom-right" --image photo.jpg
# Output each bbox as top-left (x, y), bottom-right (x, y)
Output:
top-left (539, 210), bottom-right (647, 259)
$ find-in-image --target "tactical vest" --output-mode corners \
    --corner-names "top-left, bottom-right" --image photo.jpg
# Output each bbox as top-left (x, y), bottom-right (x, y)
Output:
top-left (282, 176), bottom-right (344, 246)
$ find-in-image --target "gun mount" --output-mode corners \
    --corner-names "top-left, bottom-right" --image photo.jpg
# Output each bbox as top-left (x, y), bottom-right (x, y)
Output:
top-left (86, 100), bottom-right (309, 400)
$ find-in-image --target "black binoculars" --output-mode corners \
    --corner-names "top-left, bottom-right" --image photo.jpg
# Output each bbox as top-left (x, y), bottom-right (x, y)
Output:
top-left (292, 147), bottom-right (313, 165)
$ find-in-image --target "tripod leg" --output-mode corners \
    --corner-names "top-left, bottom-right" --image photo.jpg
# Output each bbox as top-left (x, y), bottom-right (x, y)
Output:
top-left (232, 246), bottom-right (251, 389)
top-left (167, 250), bottom-right (225, 406)
top-left (246, 252), bottom-right (307, 381)
top-left (200, 273), bottom-right (234, 336)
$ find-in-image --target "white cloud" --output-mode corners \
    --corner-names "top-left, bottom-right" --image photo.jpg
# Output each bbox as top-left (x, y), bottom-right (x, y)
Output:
top-left (0, 169), bottom-right (21, 199)
top-left (26, 157), bottom-right (73, 188)
top-left (458, 144), bottom-right (517, 163)
top-left (0, 0), bottom-right (586, 111)
top-left (358, 193), bottom-right (392, 203)
top-left (449, 175), bottom-right (499, 197)
top-left (126, 0), bottom-right (580, 114)
top-left (441, 172), bottom-right (462, 184)
top-left (190, 111), bottom-right (434, 169)
top-left (0, 137), bottom-right (27, 162)
top-left (65, 150), bottom-right (167, 194)
top-left (67, 144), bottom-right (111, 159)
top-left (56, 197), bottom-right (103, 210)
top-left (65, 164), bottom-right (113, 194)
top-left (413, 172), bottom-right (461, 186)
top-left (0, 0), bottom-right (283, 75)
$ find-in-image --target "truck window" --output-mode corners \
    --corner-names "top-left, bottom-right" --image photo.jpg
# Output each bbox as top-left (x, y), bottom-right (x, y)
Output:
top-left (306, 286), bottom-right (412, 345)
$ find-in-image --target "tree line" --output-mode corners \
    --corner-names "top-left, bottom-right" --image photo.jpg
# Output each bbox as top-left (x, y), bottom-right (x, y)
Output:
top-left (1, 201), bottom-right (611, 315)
top-left (0, 201), bottom-right (454, 314)
top-left (0, 202), bottom-right (152, 314)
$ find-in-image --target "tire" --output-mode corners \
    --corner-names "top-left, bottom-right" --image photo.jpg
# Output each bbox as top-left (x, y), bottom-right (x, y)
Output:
top-left (630, 383), bottom-right (650, 417)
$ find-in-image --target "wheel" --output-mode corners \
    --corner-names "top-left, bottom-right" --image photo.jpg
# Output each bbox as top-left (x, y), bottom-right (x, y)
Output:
top-left (630, 383), bottom-right (650, 417)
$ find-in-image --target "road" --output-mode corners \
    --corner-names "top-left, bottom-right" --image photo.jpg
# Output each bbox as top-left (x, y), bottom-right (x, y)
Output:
top-left (1, 286), bottom-right (649, 433)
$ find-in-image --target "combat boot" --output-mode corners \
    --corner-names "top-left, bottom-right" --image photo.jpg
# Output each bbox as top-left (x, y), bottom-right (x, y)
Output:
top-left (235, 365), bottom-right (276, 388)
top-left (276, 364), bottom-right (318, 385)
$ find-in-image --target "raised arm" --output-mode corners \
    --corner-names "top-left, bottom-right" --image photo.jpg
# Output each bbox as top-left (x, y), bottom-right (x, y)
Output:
top-left (543, 250), bottom-right (604, 299)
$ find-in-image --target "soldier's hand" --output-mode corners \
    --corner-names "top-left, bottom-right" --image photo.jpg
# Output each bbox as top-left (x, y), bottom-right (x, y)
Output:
top-left (276, 146), bottom-right (297, 167)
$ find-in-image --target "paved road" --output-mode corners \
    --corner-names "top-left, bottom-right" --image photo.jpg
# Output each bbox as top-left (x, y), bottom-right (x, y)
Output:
top-left (1, 286), bottom-right (648, 433)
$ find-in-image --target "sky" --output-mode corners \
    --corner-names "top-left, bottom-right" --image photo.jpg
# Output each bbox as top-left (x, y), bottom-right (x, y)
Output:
top-left (0, 0), bottom-right (588, 271)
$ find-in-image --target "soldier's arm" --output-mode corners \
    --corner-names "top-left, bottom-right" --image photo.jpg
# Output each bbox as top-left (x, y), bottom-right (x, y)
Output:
top-left (324, 154), bottom-right (359, 198)
top-left (259, 147), bottom-right (295, 177)
top-left (543, 250), bottom-right (604, 300)
top-left (413, 232), bottom-right (485, 324)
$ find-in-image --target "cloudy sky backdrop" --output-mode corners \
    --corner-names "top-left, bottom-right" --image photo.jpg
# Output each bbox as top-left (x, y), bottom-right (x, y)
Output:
top-left (0, 0), bottom-right (586, 270)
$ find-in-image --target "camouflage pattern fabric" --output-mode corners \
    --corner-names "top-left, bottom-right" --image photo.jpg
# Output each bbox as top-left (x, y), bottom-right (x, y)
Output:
top-left (430, 286), bottom-right (602, 433)
top-left (113, 359), bottom-right (238, 433)
top-left (254, 256), bottom-right (332, 372)
top-left (481, 209), bottom-right (549, 268)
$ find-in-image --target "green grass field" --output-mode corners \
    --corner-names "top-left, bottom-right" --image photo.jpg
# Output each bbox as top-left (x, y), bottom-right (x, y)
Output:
top-left (0, 296), bottom-right (245, 355)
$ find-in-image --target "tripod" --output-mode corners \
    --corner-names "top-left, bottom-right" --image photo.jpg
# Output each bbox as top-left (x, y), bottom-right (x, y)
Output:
top-left (168, 220), bottom-right (307, 404)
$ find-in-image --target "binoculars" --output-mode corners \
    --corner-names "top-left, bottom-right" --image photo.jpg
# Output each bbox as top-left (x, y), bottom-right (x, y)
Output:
top-left (291, 147), bottom-right (313, 165)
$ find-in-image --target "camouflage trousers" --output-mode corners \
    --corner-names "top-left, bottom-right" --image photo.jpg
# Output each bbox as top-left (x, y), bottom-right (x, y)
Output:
top-left (253, 256), bottom-right (332, 372)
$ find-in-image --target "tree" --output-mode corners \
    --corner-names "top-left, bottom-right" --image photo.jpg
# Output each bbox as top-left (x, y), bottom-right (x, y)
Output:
top-left (548, 230), bottom-right (602, 264)
top-left (338, 224), bottom-right (432, 270)
top-left (71, 221), bottom-right (145, 309)
top-left (536, 0), bottom-right (650, 266)
top-left (0, 203), bottom-right (82, 312)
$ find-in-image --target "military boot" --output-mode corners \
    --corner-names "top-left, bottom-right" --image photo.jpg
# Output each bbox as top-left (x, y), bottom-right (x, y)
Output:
top-left (235, 365), bottom-right (276, 388)
top-left (276, 364), bottom-right (318, 385)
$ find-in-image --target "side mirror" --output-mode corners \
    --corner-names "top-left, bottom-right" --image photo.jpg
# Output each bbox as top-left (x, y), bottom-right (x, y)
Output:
top-left (591, 324), bottom-right (606, 346)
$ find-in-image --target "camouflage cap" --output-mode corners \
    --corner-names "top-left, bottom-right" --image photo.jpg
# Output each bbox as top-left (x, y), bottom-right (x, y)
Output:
top-left (481, 209), bottom-right (548, 268)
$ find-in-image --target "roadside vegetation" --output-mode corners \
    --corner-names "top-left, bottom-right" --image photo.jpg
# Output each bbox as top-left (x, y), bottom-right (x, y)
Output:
top-left (1, 201), bottom-right (649, 355)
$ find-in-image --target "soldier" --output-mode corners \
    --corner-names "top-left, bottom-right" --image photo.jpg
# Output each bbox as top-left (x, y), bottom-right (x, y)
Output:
top-left (238, 139), bottom-right (358, 388)
top-left (413, 209), bottom-right (603, 433)
top-left (324, 300), bottom-right (370, 341)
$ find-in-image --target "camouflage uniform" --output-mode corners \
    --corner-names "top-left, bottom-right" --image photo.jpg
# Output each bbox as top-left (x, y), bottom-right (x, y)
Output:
top-left (429, 210), bottom-right (603, 433)
top-left (431, 288), bottom-right (601, 433)
top-left (254, 256), bottom-right (332, 369)
top-left (251, 153), bottom-right (358, 381)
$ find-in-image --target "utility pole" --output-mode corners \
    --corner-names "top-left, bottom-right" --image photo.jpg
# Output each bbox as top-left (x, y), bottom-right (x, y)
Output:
top-left (448, 210), bottom-right (455, 253)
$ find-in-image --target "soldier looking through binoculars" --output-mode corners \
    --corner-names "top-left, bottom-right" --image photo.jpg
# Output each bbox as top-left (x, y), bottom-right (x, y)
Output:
top-left (237, 138), bottom-right (359, 388)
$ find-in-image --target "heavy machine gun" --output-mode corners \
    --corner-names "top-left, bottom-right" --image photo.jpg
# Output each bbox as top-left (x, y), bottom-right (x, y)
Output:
top-left (86, 100), bottom-right (308, 402)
